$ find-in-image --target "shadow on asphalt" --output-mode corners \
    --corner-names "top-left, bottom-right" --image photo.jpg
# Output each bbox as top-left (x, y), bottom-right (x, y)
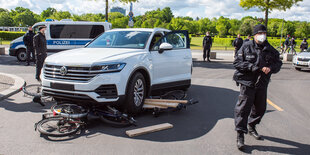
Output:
top-left (0, 95), bottom-right (54, 113)
top-left (193, 61), bottom-right (235, 70)
top-left (241, 136), bottom-right (310, 154)
top-left (42, 84), bottom-right (240, 142)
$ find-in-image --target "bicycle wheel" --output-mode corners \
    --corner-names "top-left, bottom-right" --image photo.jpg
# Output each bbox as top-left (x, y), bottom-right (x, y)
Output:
top-left (36, 117), bottom-right (80, 137)
top-left (51, 104), bottom-right (89, 119)
top-left (23, 84), bottom-right (42, 97)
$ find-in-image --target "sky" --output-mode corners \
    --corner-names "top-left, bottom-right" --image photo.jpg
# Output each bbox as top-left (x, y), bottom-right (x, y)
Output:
top-left (0, 0), bottom-right (309, 21)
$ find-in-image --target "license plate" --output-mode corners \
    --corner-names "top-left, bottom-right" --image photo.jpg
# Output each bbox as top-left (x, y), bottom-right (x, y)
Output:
top-left (50, 83), bottom-right (74, 91)
top-left (298, 61), bottom-right (309, 65)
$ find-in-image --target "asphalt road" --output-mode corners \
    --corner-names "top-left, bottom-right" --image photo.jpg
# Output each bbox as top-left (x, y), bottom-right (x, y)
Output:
top-left (0, 52), bottom-right (310, 155)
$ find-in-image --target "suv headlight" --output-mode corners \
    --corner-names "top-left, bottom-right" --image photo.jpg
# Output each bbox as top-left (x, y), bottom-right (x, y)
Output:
top-left (93, 63), bottom-right (126, 73)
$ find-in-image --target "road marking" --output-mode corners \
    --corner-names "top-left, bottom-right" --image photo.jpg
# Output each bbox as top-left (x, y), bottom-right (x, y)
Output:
top-left (267, 99), bottom-right (284, 111)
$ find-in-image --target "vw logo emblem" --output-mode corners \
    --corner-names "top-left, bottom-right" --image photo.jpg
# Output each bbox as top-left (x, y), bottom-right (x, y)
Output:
top-left (60, 66), bottom-right (68, 76)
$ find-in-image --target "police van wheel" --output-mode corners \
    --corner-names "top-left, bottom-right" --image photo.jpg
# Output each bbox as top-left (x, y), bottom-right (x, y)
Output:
top-left (17, 49), bottom-right (27, 62)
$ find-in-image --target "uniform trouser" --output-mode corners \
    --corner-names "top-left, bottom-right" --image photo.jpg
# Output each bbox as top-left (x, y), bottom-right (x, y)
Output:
top-left (284, 45), bottom-right (290, 53)
top-left (234, 48), bottom-right (240, 59)
top-left (203, 47), bottom-right (211, 60)
top-left (234, 84), bottom-right (268, 133)
top-left (26, 47), bottom-right (35, 64)
top-left (35, 54), bottom-right (46, 79)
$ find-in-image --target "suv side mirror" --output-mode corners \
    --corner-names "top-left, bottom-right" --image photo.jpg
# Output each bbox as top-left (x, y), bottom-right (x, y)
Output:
top-left (159, 43), bottom-right (173, 54)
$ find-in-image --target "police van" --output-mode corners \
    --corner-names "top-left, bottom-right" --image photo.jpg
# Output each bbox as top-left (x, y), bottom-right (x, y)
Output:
top-left (9, 19), bottom-right (112, 61)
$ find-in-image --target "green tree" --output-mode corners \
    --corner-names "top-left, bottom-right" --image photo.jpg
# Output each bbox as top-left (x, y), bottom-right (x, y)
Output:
top-left (162, 7), bottom-right (173, 23)
top-left (50, 11), bottom-right (71, 20)
top-left (240, 0), bottom-right (303, 29)
top-left (239, 18), bottom-right (257, 36)
top-left (229, 19), bottom-right (241, 36)
top-left (0, 12), bottom-right (14, 26)
top-left (9, 7), bottom-right (40, 26)
top-left (295, 22), bottom-right (309, 38)
top-left (278, 21), bottom-right (296, 36)
top-left (41, 7), bottom-right (56, 19)
top-left (216, 16), bottom-right (231, 37)
top-left (0, 8), bottom-right (8, 13)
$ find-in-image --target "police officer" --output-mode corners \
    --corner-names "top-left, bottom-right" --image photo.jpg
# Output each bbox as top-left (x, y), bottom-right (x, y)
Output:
top-left (233, 34), bottom-right (243, 58)
top-left (23, 26), bottom-right (35, 66)
top-left (202, 31), bottom-right (213, 62)
top-left (284, 34), bottom-right (290, 53)
top-left (290, 36), bottom-right (297, 54)
top-left (244, 35), bottom-right (251, 43)
top-left (233, 24), bottom-right (282, 150)
top-left (300, 38), bottom-right (308, 52)
top-left (33, 26), bottom-right (47, 81)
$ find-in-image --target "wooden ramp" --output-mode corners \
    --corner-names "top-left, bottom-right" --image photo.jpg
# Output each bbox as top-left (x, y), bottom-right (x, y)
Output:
top-left (143, 99), bottom-right (188, 109)
top-left (126, 123), bottom-right (173, 137)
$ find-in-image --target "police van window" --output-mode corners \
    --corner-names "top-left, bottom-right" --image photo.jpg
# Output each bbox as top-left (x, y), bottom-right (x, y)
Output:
top-left (50, 25), bottom-right (105, 39)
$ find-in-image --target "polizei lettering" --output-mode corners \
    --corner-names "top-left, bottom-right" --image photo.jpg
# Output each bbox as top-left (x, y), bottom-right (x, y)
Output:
top-left (53, 40), bottom-right (71, 45)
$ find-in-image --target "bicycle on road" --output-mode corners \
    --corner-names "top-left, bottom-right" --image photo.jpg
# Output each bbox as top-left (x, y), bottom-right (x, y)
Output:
top-left (35, 103), bottom-right (137, 137)
top-left (22, 83), bottom-right (52, 106)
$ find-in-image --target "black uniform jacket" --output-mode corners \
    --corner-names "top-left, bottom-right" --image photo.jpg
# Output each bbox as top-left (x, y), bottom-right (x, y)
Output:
top-left (233, 40), bottom-right (282, 87)
top-left (33, 32), bottom-right (47, 56)
top-left (23, 31), bottom-right (35, 47)
top-left (233, 38), bottom-right (243, 50)
top-left (203, 36), bottom-right (212, 48)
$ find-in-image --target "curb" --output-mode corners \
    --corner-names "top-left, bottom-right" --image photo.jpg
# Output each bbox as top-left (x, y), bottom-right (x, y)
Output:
top-left (0, 73), bottom-right (26, 101)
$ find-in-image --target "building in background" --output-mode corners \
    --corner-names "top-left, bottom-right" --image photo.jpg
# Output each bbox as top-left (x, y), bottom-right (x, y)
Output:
top-left (110, 7), bottom-right (126, 16)
top-left (0, 27), bottom-right (27, 32)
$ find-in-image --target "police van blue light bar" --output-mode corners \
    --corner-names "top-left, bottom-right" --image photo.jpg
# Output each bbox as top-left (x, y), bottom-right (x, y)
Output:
top-left (45, 19), bottom-right (54, 22)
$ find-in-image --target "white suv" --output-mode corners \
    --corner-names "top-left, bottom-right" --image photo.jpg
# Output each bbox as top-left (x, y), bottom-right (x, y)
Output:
top-left (42, 28), bottom-right (192, 113)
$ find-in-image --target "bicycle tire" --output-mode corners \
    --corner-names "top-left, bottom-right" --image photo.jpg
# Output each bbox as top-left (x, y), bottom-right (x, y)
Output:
top-left (51, 104), bottom-right (89, 119)
top-left (23, 84), bottom-right (42, 97)
top-left (36, 117), bottom-right (80, 137)
top-left (161, 90), bottom-right (187, 100)
top-left (99, 115), bottom-right (132, 128)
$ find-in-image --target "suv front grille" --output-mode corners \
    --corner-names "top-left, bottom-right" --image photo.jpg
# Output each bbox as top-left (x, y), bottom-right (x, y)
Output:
top-left (44, 64), bottom-right (103, 82)
top-left (298, 57), bottom-right (310, 62)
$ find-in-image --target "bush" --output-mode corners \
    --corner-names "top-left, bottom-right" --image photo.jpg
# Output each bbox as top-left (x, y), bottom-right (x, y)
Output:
top-left (213, 38), bottom-right (235, 46)
top-left (0, 31), bottom-right (25, 40)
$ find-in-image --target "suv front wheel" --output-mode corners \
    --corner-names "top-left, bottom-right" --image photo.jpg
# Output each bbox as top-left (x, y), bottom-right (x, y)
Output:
top-left (124, 72), bottom-right (146, 114)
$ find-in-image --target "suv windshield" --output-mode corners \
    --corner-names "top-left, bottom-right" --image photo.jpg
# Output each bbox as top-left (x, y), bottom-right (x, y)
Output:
top-left (87, 31), bottom-right (151, 49)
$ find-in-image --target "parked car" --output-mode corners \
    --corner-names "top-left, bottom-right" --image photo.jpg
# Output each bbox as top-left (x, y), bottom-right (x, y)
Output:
top-left (293, 48), bottom-right (310, 71)
top-left (41, 28), bottom-right (192, 114)
top-left (9, 19), bottom-right (111, 61)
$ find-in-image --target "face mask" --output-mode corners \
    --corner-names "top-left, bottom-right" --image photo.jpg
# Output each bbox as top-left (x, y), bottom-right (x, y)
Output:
top-left (256, 34), bottom-right (266, 43)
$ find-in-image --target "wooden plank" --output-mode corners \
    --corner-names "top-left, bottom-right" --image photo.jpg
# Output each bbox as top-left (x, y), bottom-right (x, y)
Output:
top-left (144, 101), bottom-right (179, 108)
top-left (126, 123), bottom-right (173, 137)
top-left (145, 99), bottom-right (188, 104)
top-left (143, 104), bottom-right (168, 109)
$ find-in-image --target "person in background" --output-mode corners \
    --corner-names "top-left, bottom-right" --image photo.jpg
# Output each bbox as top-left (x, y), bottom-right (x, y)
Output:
top-left (33, 26), bottom-right (47, 82)
top-left (233, 24), bottom-right (282, 150)
top-left (23, 26), bottom-right (35, 66)
top-left (300, 38), bottom-right (308, 52)
top-left (202, 31), bottom-right (213, 62)
top-left (290, 36), bottom-right (297, 54)
top-left (284, 34), bottom-right (290, 53)
top-left (244, 35), bottom-right (251, 42)
top-left (233, 34), bottom-right (243, 58)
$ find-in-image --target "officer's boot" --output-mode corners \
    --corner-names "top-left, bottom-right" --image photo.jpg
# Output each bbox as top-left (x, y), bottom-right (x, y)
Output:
top-left (248, 125), bottom-right (262, 140)
top-left (237, 131), bottom-right (245, 150)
